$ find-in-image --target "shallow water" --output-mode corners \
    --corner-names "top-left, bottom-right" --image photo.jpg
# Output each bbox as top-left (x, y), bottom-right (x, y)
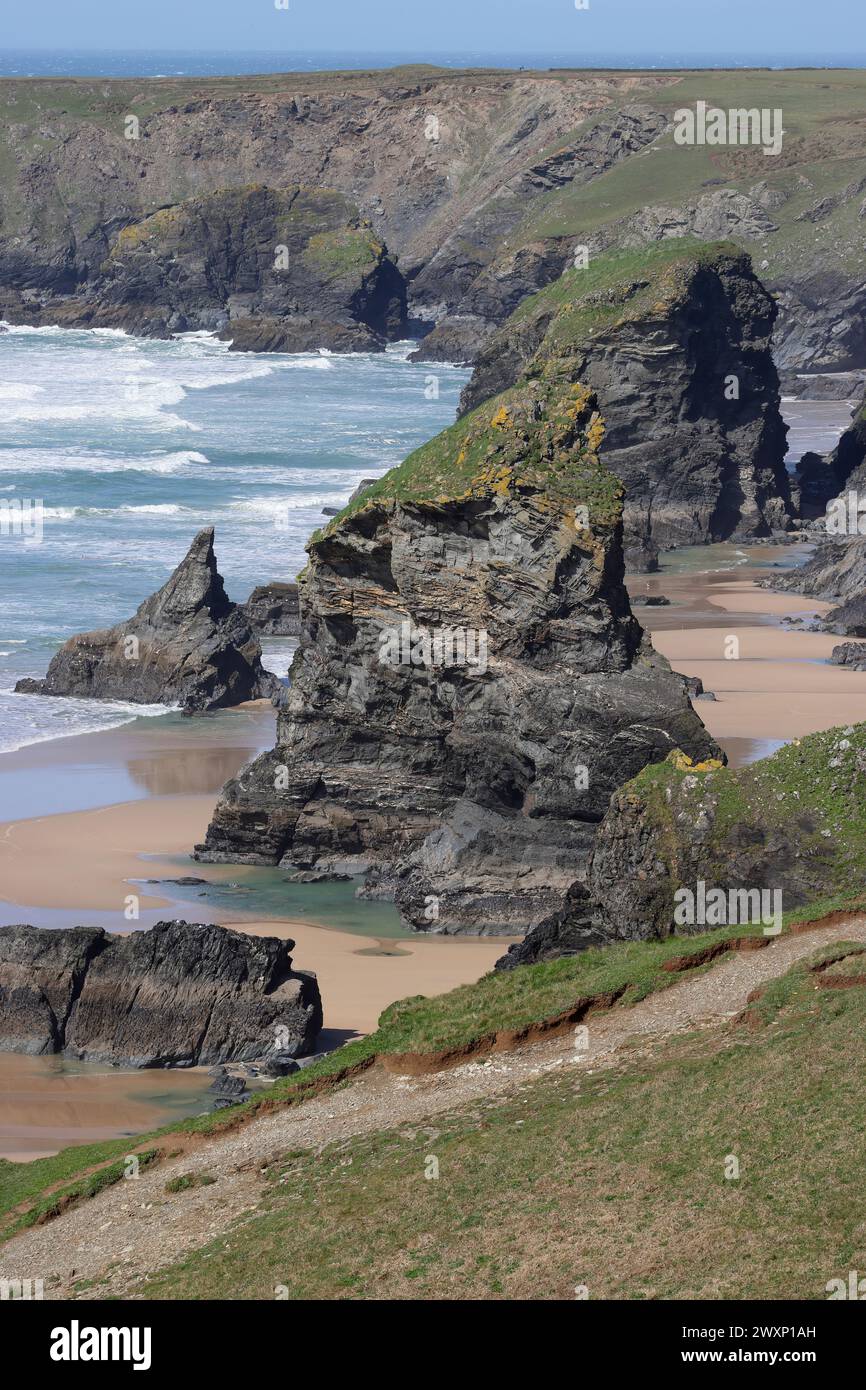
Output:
top-left (0, 1052), bottom-right (215, 1162)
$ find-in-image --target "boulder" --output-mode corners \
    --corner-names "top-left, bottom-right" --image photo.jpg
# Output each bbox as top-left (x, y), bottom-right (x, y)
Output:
top-left (15, 528), bottom-right (279, 712)
top-left (242, 582), bottom-right (301, 637)
top-left (0, 920), bottom-right (322, 1066)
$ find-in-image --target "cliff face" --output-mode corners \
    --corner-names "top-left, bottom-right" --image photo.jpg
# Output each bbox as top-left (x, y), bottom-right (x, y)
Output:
top-left (460, 242), bottom-right (793, 557)
top-left (3, 186), bottom-right (406, 350)
top-left (197, 378), bottom-right (719, 933)
top-left (2, 68), bottom-right (864, 365)
top-left (15, 528), bottom-right (278, 711)
top-left (0, 921), bottom-right (322, 1065)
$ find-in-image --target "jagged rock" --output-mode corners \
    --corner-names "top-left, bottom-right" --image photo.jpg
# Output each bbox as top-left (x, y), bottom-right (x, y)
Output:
top-left (196, 378), bottom-right (719, 934)
top-left (15, 528), bottom-right (279, 712)
top-left (459, 243), bottom-right (793, 552)
top-left (779, 371), bottom-right (865, 401)
top-left (631, 594), bottom-right (670, 607)
top-left (408, 316), bottom-right (493, 365)
top-left (830, 642), bottom-right (866, 670)
top-left (494, 883), bottom-right (603, 968)
top-left (242, 582), bottom-right (301, 637)
top-left (0, 920), bottom-right (322, 1065)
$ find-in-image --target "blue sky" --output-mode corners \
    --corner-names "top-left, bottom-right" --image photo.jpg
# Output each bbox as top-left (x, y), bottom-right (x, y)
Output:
top-left (2, 0), bottom-right (856, 59)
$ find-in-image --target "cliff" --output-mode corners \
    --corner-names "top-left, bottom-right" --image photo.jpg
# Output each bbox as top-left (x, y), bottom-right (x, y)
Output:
top-left (0, 920), bottom-right (322, 1065)
top-left (2, 185), bottom-right (405, 350)
top-left (459, 241), bottom-right (793, 557)
top-left (15, 528), bottom-right (278, 711)
top-left (196, 375), bottom-right (718, 933)
top-left (0, 67), bottom-right (863, 366)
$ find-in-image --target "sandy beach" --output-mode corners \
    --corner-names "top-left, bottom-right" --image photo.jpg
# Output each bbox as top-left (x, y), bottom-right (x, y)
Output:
top-left (632, 551), bottom-right (866, 744)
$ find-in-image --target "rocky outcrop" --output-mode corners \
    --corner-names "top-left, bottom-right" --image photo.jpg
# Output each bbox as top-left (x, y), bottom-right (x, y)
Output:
top-left (459, 242), bottom-right (793, 555)
top-left (503, 724), bottom-right (866, 961)
top-left (0, 920), bottom-right (322, 1065)
top-left (759, 536), bottom-right (866, 635)
top-left (242, 582), bottom-right (301, 637)
top-left (15, 528), bottom-right (278, 711)
top-left (830, 642), bottom-right (866, 670)
top-left (4, 186), bottom-right (406, 350)
top-left (585, 728), bottom-right (866, 941)
top-left (196, 377), bottom-right (719, 933)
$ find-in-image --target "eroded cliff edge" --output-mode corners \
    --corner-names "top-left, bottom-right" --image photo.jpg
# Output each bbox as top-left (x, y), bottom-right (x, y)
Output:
top-left (196, 375), bottom-right (719, 933)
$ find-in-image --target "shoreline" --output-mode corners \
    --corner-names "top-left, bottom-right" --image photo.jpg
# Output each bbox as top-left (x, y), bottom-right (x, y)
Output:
top-left (1, 545), bottom-right (864, 1159)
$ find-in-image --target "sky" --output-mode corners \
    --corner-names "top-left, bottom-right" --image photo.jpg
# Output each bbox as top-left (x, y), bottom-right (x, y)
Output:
top-left (1, 0), bottom-right (857, 61)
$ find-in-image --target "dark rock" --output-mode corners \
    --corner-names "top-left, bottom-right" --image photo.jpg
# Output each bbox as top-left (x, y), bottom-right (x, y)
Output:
top-left (458, 244), bottom-right (793, 553)
top-left (282, 869), bottom-right (351, 883)
top-left (14, 528), bottom-right (279, 712)
top-left (0, 920), bottom-right (322, 1066)
top-left (779, 371), bottom-right (865, 401)
top-left (145, 876), bottom-right (208, 886)
top-left (17, 186), bottom-right (406, 352)
top-left (582, 727), bottom-right (864, 942)
top-left (760, 536), bottom-right (866, 636)
top-left (494, 883), bottom-right (604, 969)
top-left (262, 1051), bottom-right (301, 1077)
top-left (829, 642), bottom-right (866, 671)
top-left (196, 378), bottom-right (720, 934)
top-left (241, 582), bottom-right (301, 637)
top-left (631, 594), bottom-right (670, 607)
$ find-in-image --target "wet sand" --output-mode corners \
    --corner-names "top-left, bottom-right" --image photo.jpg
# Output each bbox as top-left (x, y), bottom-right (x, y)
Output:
top-left (0, 1053), bottom-right (213, 1162)
top-left (0, 794), bottom-right (507, 1038)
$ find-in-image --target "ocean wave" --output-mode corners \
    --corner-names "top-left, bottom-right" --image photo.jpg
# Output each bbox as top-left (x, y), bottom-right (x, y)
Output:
top-left (0, 448), bottom-right (211, 475)
top-left (0, 691), bottom-right (174, 754)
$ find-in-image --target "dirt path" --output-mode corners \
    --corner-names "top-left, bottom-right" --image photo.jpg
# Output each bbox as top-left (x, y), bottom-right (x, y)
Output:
top-left (4, 916), bottom-right (865, 1300)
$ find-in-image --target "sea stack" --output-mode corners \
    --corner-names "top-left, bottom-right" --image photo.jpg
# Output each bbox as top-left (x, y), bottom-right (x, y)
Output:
top-left (459, 241), bottom-right (793, 563)
top-left (196, 375), bottom-right (719, 933)
top-left (15, 528), bottom-right (279, 712)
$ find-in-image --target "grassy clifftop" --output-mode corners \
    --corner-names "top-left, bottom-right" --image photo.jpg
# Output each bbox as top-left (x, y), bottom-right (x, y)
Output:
top-left (318, 376), bottom-right (621, 533)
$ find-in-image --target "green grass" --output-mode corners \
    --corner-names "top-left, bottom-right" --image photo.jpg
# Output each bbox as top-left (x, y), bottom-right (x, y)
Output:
top-left (301, 227), bottom-right (384, 281)
top-left (126, 946), bottom-right (866, 1300)
top-left (165, 1172), bottom-right (217, 1194)
top-left (629, 723), bottom-right (866, 894)
top-left (313, 376), bottom-right (619, 544)
top-left (2, 895), bottom-right (853, 1240)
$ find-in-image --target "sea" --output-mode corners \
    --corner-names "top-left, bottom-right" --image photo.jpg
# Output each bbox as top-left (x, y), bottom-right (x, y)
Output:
top-left (0, 326), bottom-right (469, 753)
top-left (1, 50), bottom-right (863, 79)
